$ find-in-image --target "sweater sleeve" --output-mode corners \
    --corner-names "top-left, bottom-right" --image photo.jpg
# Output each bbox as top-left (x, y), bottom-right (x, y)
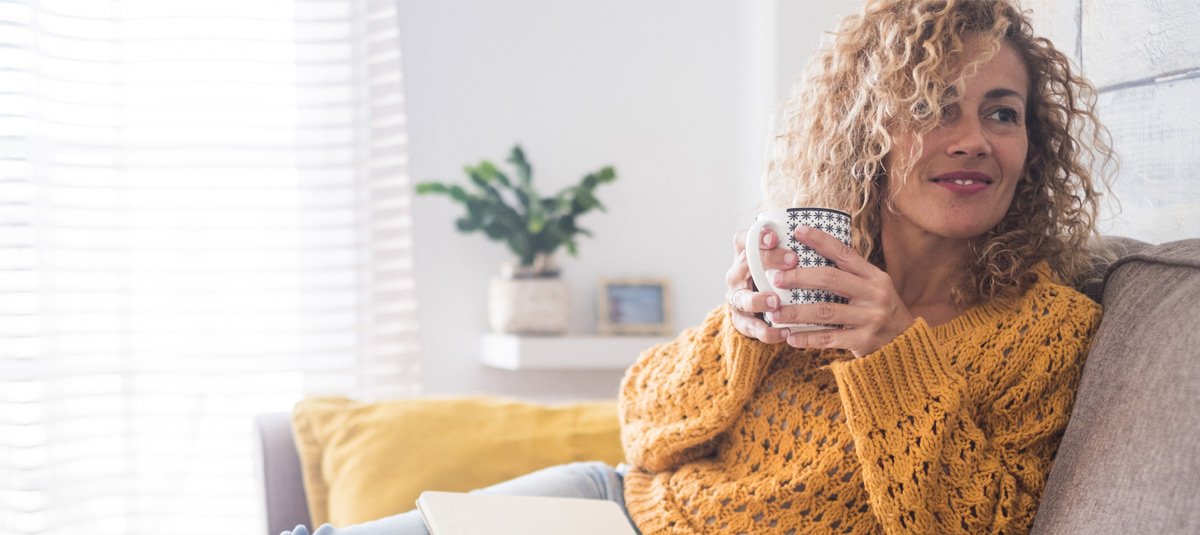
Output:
top-left (830, 294), bottom-right (1101, 534)
top-left (619, 305), bottom-right (785, 474)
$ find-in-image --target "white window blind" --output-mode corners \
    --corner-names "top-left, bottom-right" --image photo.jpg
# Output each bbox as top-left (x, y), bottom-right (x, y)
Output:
top-left (0, 1), bottom-right (420, 534)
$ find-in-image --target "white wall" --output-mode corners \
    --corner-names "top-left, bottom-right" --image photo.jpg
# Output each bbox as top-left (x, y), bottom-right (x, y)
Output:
top-left (399, 1), bottom-right (742, 400)
top-left (739, 1), bottom-right (860, 210)
top-left (398, 1), bottom-right (852, 401)
top-left (1024, 0), bottom-right (1200, 243)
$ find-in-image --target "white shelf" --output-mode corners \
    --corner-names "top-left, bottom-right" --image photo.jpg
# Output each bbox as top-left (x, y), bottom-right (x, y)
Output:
top-left (481, 334), bottom-right (671, 370)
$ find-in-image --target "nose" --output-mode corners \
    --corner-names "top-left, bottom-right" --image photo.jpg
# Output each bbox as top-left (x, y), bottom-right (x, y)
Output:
top-left (944, 115), bottom-right (991, 158)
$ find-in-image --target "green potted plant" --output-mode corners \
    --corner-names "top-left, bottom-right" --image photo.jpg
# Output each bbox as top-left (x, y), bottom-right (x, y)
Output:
top-left (416, 145), bottom-right (617, 334)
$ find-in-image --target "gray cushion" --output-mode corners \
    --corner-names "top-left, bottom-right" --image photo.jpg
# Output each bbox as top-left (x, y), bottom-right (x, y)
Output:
top-left (1032, 238), bottom-right (1200, 534)
top-left (254, 412), bottom-right (311, 535)
top-left (1077, 236), bottom-right (1151, 303)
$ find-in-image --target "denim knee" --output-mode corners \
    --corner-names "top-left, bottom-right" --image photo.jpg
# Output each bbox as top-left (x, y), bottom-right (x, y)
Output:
top-left (566, 461), bottom-right (624, 501)
top-left (283, 524), bottom-right (342, 535)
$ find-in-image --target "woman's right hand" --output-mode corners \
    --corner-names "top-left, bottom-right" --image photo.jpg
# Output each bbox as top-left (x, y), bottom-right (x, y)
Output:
top-left (725, 227), bottom-right (798, 344)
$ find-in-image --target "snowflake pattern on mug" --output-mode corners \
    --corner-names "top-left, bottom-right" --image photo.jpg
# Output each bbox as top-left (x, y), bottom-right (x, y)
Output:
top-left (763, 208), bottom-right (851, 329)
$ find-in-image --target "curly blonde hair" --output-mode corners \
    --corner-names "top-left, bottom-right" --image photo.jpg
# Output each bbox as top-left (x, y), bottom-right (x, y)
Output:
top-left (764, 0), bottom-right (1114, 304)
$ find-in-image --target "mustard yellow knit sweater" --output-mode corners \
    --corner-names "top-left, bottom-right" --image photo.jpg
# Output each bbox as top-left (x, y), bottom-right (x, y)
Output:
top-left (619, 268), bottom-right (1101, 534)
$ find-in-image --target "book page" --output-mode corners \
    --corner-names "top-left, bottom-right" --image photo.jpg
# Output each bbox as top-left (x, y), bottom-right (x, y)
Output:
top-left (416, 491), bottom-right (638, 535)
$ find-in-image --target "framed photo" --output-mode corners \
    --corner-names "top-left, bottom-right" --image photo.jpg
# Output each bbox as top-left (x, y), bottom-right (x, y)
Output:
top-left (597, 278), bottom-right (672, 335)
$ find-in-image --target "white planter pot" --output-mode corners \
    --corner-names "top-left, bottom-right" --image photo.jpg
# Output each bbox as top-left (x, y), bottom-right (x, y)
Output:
top-left (487, 276), bottom-right (570, 335)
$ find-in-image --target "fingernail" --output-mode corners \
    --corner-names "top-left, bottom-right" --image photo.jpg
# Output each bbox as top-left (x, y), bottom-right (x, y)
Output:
top-left (783, 252), bottom-right (797, 266)
top-left (766, 295), bottom-right (778, 309)
top-left (796, 225), bottom-right (810, 235)
top-left (761, 232), bottom-right (772, 247)
top-left (766, 269), bottom-right (780, 284)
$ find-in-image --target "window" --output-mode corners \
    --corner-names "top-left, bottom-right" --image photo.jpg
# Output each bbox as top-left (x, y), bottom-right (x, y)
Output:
top-left (0, 1), bottom-right (419, 532)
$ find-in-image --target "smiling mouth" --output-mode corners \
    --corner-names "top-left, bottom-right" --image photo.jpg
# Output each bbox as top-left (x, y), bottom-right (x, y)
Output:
top-left (931, 172), bottom-right (994, 186)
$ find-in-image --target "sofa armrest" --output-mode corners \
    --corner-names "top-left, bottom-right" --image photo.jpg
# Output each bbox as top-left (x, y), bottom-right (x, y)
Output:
top-left (253, 412), bottom-right (311, 535)
top-left (1032, 238), bottom-right (1200, 534)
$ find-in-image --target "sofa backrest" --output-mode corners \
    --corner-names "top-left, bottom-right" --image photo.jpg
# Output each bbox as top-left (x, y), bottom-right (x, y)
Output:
top-left (1032, 238), bottom-right (1200, 534)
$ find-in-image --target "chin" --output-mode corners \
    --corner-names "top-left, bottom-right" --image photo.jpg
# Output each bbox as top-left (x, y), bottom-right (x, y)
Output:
top-left (938, 212), bottom-right (1008, 241)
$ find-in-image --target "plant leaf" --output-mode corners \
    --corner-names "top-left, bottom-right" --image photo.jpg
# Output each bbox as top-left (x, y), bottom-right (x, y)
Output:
top-left (527, 211), bottom-right (546, 234)
top-left (415, 182), bottom-right (446, 195)
top-left (433, 147), bottom-right (617, 265)
top-left (447, 185), bottom-right (471, 203)
top-left (477, 160), bottom-right (514, 188)
top-left (574, 190), bottom-right (598, 213)
top-left (455, 217), bottom-right (478, 232)
top-left (466, 164), bottom-right (491, 190)
top-left (514, 187), bottom-right (531, 211)
top-left (508, 145), bottom-right (532, 186)
top-left (484, 222), bottom-right (507, 240)
top-left (417, 182), bottom-right (474, 205)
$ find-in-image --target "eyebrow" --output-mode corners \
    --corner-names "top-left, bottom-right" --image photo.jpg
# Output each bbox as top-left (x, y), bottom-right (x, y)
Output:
top-left (985, 88), bottom-right (1026, 102)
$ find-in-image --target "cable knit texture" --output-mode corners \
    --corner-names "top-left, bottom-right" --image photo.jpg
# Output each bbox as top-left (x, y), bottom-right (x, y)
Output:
top-left (619, 266), bottom-right (1100, 534)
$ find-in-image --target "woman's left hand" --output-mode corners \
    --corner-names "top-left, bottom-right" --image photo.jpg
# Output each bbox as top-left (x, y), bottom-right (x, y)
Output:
top-left (769, 225), bottom-right (916, 358)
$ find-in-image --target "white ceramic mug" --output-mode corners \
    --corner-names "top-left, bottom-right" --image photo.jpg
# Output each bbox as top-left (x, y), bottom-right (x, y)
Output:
top-left (745, 207), bottom-right (851, 331)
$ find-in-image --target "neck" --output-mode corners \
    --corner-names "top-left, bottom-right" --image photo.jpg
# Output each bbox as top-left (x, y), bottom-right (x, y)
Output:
top-left (878, 220), bottom-right (973, 311)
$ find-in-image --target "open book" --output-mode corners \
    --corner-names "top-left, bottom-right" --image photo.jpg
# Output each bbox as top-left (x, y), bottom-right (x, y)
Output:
top-left (415, 491), bottom-right (638, 535)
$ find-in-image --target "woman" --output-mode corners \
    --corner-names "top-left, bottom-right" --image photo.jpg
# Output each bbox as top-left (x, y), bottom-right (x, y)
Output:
top-left (620, 0), bottom-right (1111, 532)
top-left (285, 0), bottom-right (1112, 533)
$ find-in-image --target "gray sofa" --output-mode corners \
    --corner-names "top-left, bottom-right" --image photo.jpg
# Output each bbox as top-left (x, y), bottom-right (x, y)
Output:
top-left (254, 237), bottom-right (1200, 535)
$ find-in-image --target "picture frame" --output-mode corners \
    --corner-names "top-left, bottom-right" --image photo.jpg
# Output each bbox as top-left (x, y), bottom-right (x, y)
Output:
top-left (596, 278), bottom-right (672, 335)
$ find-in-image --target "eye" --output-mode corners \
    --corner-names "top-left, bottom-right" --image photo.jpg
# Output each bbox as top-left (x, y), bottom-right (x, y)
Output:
top-left (938, 104), bottom-right (961, 124)
top-left (987, 107), bottom-right (1021, 124)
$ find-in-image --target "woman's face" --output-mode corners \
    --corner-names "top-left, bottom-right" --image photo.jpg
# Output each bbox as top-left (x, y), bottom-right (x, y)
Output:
top-left (883, 41), bottom-right (1030, 243)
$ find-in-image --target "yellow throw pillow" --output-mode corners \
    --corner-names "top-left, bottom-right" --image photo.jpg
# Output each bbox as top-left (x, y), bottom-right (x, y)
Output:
top-left (291, 396), bottom-right (624, 527)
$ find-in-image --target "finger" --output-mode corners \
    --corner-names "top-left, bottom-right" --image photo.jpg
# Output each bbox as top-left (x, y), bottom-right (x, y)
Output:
top-left (787, 325), bottom-right (878, 357)
top-left (771, 266), bottom-right (859, 298)
top-left (757, 228), bottom-right (779, 250)
top-left (785, 328), bottom-right (844, 350)
top-left (727, 248), bottom-right (798, 290)
top-left (730, 288), bottom-right (781, 313)
top-left (733, 228), bottom-right (780, 255)
top-left (758, 324), bottom-right (790, 344)
top-left (737, 227), bottom-right (781, 252)
top-left (731, 311), bottom-right (790, 344)
top-left (760, 246), bottom-right (798, 271)
top-left (725, 250), bottom-right (751, 288)
top-left (768, 302), bottom-right (852, 327)
top-left (791, 225), bottom-right (875, 278)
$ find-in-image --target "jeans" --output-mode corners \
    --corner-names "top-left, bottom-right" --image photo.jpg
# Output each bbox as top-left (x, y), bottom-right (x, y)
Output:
top-left (282, 462), bottom-right (636, 535)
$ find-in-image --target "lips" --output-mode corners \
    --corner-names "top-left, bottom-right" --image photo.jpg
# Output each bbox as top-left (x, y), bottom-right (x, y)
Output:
top-left (930, 171), bottom-right (993, 194)
top-left (931, 171), bottom-right (994, 185)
